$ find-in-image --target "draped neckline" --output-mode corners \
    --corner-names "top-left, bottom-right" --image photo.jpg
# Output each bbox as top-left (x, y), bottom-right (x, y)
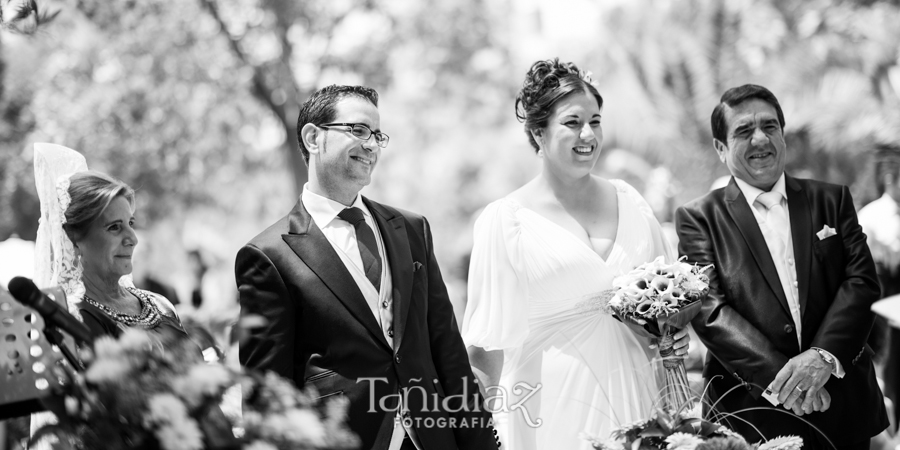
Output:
top-left (503, 183), bottom-right (624, 264)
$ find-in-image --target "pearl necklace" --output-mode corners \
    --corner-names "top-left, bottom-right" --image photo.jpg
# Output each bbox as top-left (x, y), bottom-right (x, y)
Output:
top-left (83, 287), bottom-right (163, 328)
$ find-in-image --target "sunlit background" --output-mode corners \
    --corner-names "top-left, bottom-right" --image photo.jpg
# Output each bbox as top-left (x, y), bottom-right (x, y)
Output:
top-left (1, 0), bottom-right (900, 445)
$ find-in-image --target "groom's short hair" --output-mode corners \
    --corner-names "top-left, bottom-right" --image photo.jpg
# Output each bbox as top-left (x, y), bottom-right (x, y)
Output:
top-left (296, 85), bottom-right (379, 164)
top-left (711, 84), bottom-right (786, 145)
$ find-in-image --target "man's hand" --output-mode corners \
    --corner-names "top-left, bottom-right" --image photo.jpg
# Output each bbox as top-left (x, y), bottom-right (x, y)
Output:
top-left (672, 328), bottom-right (690, 357)
top-left (767, 349), bottom-right (832, 412)
top-left (787, 386), bottom-right (831, 416)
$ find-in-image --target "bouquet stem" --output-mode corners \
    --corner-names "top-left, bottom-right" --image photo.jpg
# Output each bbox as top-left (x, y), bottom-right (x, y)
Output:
top-left (657, 327), bottom-right (694, 413)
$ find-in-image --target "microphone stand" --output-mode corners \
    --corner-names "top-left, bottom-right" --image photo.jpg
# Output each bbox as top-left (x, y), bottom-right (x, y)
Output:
top-left (42, 325), bottom-right (86, 373)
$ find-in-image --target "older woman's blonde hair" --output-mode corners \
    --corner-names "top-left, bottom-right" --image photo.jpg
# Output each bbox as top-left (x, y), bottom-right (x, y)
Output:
top-left (63, 171), bottom-right (135, 243)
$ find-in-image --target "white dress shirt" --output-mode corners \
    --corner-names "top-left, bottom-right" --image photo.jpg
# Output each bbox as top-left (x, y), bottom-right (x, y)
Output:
top-left (301, 185), bottom-right (419, 450)
top-left (734, 175), bottom-right (844, 378)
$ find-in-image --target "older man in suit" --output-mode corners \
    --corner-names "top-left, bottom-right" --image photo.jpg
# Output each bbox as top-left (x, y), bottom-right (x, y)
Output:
top-left (237, 85), bottom-right (498, 450)
top-left (676, 84), bottom-right (887, 448)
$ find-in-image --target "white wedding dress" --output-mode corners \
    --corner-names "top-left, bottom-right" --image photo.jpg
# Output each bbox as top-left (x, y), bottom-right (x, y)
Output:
top-left (463, 180), bottom-right (676, 450)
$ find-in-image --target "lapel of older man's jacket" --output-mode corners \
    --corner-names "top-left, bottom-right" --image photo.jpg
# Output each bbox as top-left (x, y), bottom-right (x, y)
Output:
top-left (785, 174), bottom-right (812, 318)
top-left (281, 198), bottom-right (391, 351)
top-left (364, 197), bottom-right (413, 352)
top-left (723, 177), bottom-right (792, 318)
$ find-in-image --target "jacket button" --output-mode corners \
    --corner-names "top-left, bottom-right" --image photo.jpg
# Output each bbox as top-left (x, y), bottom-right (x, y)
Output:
top-left (784, 324), bottom-right (794, 334)
top-left (395, 355), bottom-right (402, 364)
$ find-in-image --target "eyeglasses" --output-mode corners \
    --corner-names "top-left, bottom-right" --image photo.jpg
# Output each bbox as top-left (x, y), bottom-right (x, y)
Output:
top-left (318, 123), bottom-right (390, 148)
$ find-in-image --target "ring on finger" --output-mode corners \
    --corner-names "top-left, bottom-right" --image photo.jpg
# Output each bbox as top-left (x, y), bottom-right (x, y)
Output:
top-left (795, 386), bottom-right (805, 393)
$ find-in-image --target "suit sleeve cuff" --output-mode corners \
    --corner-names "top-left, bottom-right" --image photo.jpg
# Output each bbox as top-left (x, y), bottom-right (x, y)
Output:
top-left (812, 347), bottom-right (845, 378)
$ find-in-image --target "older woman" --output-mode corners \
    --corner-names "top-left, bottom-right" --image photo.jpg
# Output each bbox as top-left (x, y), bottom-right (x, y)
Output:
top-left (61, 171), bottom-right (186, 339)
top-left (32, 144), bottom-right (185, 341)
top-left (462, 59), bottom-right (690, 449)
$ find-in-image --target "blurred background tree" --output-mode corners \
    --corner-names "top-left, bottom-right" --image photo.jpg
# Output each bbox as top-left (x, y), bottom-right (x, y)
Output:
top-left (2, 0), bottom-right (900, 447)
top-left (1, 0), bottom-right (899, 341)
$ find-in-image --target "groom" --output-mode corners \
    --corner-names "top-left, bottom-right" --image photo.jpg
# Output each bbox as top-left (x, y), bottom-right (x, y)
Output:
top-left (236, 85), bottom-right (498, 450)
top-left (676, 84), bottom-right (887, 448)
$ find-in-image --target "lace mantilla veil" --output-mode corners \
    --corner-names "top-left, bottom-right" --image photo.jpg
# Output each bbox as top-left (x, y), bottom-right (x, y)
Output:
top-left (33, 143), bottom-right (89, 316)
top-left (33, 144), bottom-right (140, 312)
top-left (31, 143), bottom-right (91, 445)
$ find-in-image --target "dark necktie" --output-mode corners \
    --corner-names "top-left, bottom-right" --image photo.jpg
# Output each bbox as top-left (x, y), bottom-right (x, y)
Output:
top-left (338, 207), bottom-right (382, 292)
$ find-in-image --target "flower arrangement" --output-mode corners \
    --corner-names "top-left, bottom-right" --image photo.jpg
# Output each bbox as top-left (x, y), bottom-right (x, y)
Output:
top-left (31, 328), bottom-right (357, 450)
top-left (606, 256), bottom-right (712, 412)
top-left (582, 405), bottom-right (804, 450)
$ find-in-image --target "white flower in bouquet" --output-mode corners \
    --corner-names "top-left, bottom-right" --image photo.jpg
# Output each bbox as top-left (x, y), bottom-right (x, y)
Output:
top-left (156, 419), bottom-right (204, 450)
top-left (579, 432), bottom-right (624, 450)
top-left (118, 327), bottom-right (155, 352)
top-left (758, 436), bottom-right (803, 450)
top-left (284, 409), bottom-right (328, 445)
top-left (665, 432), bottom-right (704, 450)
top-left (172, 363), bottom-right (233, 408)
top-left (681, 401), bottom-right (703, 419)
top-left (244, 441), bottom-right (279, 450)
top-left (92, 335), bottom-right (124, 359)
top-left (84, 355), bottom-right (131, 383)
top-left (144, 393), bottom-right (190, 427)
top-left (262, 409), bottom-right (327, 445)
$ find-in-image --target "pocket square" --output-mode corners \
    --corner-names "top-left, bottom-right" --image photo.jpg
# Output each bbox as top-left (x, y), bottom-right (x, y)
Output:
top-left (413, 261), bottom-right (423, 272)
top-left (816, 225), bottom-right (837, 240)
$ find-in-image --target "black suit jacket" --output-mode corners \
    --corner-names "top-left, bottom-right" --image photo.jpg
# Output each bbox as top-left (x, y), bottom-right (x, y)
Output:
top-left (676, 175), bottom-right (887, 444)
top-left (237, 197), bottom-right (497, 450)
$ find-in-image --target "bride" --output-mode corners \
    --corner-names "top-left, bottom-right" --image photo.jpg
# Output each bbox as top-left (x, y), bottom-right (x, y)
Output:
top-left (462, 59), bottom-right (690, 450)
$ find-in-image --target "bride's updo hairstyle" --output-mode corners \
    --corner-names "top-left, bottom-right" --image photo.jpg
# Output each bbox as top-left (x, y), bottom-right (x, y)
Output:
top-left (63, 171), bottom-right (135, 243)
top-left (515, 58), bottom-right (603, 153)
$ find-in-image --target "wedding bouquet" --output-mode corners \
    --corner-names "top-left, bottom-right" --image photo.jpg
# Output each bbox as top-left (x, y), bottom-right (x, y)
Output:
top-left (606, 256), bottom-right (712, 412)
top-left (31, 328), bottom-right (357, 450)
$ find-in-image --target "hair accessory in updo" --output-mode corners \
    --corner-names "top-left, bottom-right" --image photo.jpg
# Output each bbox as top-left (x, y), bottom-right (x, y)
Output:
top-left (514, 58), bottom-right (603, 152)
top-left (516, 59), bottom-right (592, 123)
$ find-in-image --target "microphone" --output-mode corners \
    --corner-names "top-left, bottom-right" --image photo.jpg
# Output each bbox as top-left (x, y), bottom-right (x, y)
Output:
top-left (8, 277), bottom-right (93, 345)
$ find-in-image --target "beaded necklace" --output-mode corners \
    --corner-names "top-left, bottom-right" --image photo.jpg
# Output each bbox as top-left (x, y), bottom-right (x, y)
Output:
top-left (83, 287), bottom-right (163, 328)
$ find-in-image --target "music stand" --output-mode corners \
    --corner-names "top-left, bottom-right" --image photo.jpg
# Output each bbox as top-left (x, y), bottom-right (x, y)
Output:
top-left (0, 287), bottom-right (78, 420)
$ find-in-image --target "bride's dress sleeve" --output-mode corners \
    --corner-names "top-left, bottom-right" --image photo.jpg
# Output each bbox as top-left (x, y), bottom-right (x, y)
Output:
top-left (462, 200), bottom-right (529, 351)
top-left (617, 180), bottom-right (677, 262)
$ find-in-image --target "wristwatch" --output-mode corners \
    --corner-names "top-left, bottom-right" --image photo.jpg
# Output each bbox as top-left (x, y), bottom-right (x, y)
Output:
top-left (812, 347), bottom-right (835, 369)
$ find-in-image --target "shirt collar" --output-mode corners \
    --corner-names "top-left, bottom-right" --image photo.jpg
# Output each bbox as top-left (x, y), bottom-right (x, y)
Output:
top-left (301, 184), bottom-right (370, 228)
top-left (734, 172), bottom-right (787, 208)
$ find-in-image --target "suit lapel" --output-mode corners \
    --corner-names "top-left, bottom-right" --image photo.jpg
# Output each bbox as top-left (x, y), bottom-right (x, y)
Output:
top-left (281, 198), bottom-right (391, 351)
top-left (723, 178), bottom-right (792, 317)
top-left (786, 175), bottom-right (812, 317)
top-left (365, 198), bottom-right (413, 352)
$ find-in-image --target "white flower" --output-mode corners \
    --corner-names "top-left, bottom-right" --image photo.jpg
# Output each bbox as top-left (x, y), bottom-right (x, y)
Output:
top-left (262, 409), bottom-right (326, 445)
top-left (92, 336), bottom-right (124, 359)
top-left (145, 393), bottom-right (189, 427)
top-left (284, 409), bottom-right (326, 444)
top-left (243, 441), bottom-right (278, 450)
top-left (172, 363), bottom-right (233, 408)
top-left (155, 419), bottom-right (204, 450)
top-left (64, 396), bottom-right (80, 416)
top-left (758, 436), bottom-right (803, 450)
top-left (84, 358), bottom-right (131, 383)
top-left (579, 432), bottom-right (624, 450)
top-left (118, 328), bottom-right (154, 352)
top-left (665, 432), bottom-right (704, 450)
top-left (681, 402), bottom-right (703, 419)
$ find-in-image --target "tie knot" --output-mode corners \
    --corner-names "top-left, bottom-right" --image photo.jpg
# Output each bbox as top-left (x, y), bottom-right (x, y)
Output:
top-left (756, 191), bottom-right (783, 210)
top-left (338, 207), bottom-right (366, 226)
